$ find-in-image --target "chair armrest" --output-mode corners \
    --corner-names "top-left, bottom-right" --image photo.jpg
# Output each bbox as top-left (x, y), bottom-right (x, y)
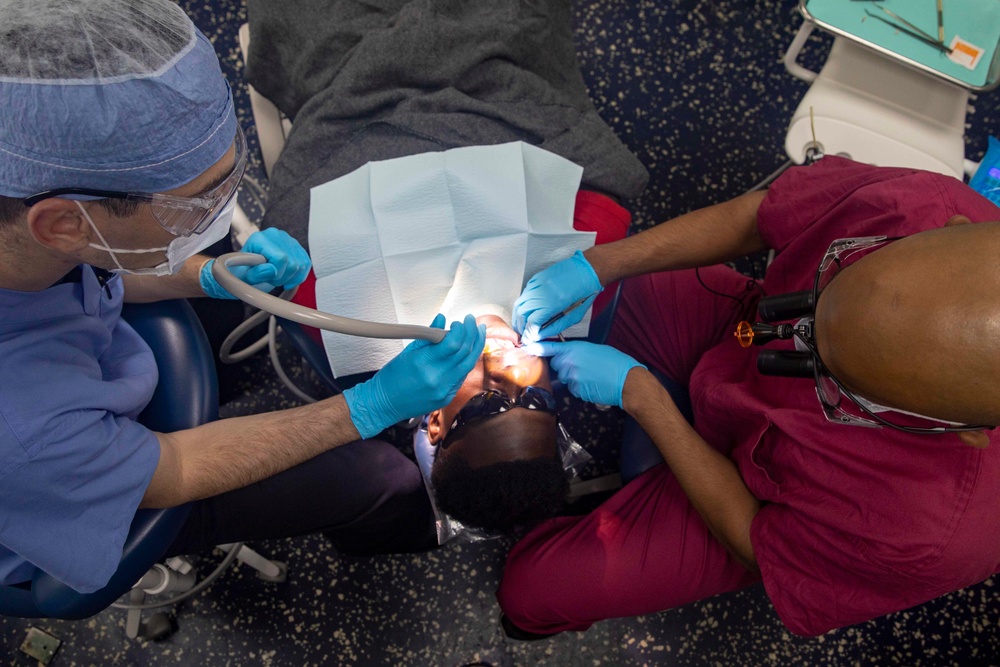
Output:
top-left (123, 300), bottom-right (219, 430)
top-left (0, 583), bottom-right (43, 618)
top-left (32, 507), bottom-right (192, 620)
top-left (277, 317), bottom-right (374, 395)
top-left (586, 280), bottom-right (623, 345)
top-left (9, 300), bottom-right (215, 620)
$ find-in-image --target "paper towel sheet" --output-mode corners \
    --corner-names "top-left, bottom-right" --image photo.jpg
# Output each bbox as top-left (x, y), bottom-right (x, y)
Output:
top-left (310, 142), bottom-right (595, 377)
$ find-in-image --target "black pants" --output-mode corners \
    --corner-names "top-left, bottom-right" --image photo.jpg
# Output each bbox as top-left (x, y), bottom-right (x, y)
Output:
top-left (165, 439), bottom-right (436, 558)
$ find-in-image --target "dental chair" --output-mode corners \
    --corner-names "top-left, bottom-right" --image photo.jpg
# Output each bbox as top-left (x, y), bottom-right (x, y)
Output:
top-left (236, 23), bottom-right (627, 512)
top-left (235, 22), bottom-right (625, 397)
top-left (783, 1), bottom-right (999, 177)
top-left (0, 299), bottom-right (284, 642)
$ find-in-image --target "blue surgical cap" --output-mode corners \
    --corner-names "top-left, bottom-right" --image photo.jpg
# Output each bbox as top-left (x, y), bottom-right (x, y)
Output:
top-left (0, 0), bottom-right (236, 198)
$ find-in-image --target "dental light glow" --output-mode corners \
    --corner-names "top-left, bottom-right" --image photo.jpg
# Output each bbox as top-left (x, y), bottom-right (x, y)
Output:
top-left (483, 338), bottom-right (545, 386)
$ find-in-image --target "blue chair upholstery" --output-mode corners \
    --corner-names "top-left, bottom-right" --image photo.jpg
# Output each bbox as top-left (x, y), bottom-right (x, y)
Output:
top-left (0, 299), bottom-right (218, 620)
top-left (277, 317), bottom-right (374, 395)
top-left (585, 280), bottom-right (622, 346)
top-left (619, 367), bottom-right (693, 485)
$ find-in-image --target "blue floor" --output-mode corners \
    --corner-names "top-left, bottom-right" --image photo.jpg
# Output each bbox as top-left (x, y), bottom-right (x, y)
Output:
top-left (4, 1), bottom-right (1000, 665)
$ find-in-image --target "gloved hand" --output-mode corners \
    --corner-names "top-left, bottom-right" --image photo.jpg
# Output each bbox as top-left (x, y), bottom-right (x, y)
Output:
top-left (523, 340), bottom-right (645, 409)
top-left (342, 314), bottom-right (487, 439)
top-left (513, 250), bottom-right (602, 344)
top-left (200, 228), bottom-right (312, 299)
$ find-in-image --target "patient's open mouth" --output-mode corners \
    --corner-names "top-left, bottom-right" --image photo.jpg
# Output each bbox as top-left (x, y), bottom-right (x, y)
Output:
top-left (484, 339), bottom-right (542, 384)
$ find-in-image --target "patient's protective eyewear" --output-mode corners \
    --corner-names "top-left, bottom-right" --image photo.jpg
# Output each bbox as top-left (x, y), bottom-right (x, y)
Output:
top-left (736, 235), bottom-right (990, 433)
top-left (443, 386), bottom-right (558, 448)
top-left (22, 125), bottom-right (248, 238)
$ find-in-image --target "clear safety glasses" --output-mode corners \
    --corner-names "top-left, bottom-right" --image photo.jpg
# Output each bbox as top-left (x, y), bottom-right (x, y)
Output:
top-left (802, 236), bottom-right (987, 433)
top-left (806, 236), bottom-right (897, 428)
top-left (23, 125), bottom-right (248, 237)
top-left (442, 386), bottom-right (559, 449)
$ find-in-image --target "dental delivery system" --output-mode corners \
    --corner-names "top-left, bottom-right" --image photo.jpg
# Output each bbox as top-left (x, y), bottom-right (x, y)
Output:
top-left (213, 252), bottom-right (446, 343)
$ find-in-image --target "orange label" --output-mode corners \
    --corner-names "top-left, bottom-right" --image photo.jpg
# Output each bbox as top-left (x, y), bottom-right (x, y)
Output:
top-left (948, 36), bottom-right (984, 70)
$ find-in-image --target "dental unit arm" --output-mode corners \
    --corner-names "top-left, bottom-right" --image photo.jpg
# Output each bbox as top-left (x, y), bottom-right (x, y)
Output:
top-left (212, 252), bottom-right (447, 343)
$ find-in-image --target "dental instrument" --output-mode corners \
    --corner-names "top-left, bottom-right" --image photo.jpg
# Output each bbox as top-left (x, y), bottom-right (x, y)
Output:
top-left (876, 6), bottom-right (944, 46)
top-left (937, 0), bottom-right (944, 45)
top-left (864, 10), bottom-right (952, 55)
top-left (212, 251), bottom-right (446, 343)
top-left (537, 293), bottom-right (600, 334)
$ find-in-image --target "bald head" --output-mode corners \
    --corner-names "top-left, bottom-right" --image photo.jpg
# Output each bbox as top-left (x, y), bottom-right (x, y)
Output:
top-left (815, 218), bottom-right (1000, 427)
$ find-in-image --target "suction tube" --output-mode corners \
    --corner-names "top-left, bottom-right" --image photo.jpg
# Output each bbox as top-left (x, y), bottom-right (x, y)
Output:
top-left (212, 252), bottom-right (446, 343)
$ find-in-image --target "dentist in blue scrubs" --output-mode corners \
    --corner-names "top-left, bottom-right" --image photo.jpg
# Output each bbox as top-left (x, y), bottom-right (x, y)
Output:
top-left (0, 0), bottom-right (484, 594)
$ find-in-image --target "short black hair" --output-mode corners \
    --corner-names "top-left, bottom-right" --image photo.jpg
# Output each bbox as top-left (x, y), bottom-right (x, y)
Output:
top-left (431, 455), bottom-right (569, 534)
top-left (0, 194), bottom-right (140, 228)
top-left (0, 195), bottom-right (23, 228)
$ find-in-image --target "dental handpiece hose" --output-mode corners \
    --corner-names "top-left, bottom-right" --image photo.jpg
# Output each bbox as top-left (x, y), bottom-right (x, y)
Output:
top-left (213, 252), bottom-right (447, 343)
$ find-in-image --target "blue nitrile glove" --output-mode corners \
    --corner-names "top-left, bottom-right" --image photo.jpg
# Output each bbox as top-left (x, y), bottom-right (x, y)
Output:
top-left (200, 228), bottom-right (312, 299)
top-left (342, 314), bottom-right (487, 439)
top-left (513, 250), bottom-right (602, 344)
top-left (524, 340), bottom-right (645, 409)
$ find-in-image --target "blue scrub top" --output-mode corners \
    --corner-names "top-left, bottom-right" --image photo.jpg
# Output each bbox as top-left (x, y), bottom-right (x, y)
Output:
top-left (0, 266), bottom-right (160, 593)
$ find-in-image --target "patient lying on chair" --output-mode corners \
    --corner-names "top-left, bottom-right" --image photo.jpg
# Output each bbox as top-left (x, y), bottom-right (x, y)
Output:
top-left (245, 0), bottom-right (647, 538)
top-left (426, 314), bottom-right (568, 534)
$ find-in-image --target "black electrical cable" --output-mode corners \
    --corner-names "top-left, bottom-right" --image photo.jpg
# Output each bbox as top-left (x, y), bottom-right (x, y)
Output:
top-left (692, 164), bottom-right (786, 319)
top-left (694, 267), bottom-right (765, 322)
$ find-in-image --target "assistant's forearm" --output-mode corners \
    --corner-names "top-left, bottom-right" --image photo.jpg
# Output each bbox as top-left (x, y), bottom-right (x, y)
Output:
top-left (585, 190), bottom-right (767, 286)
top-left (122, 255), bottom-right (211, 302)
top-left (143, 394), bottom-right (360, 507)
top-left (622, 368), bottom-right (760, 572)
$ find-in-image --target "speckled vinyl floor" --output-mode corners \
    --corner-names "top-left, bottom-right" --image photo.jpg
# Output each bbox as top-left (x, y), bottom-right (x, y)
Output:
top-left (4, 1), bottom-right (1000, 665)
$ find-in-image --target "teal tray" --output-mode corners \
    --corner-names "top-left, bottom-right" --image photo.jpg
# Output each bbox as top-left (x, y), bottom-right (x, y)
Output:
top-left (801, 0), bottom-right (1000, 91)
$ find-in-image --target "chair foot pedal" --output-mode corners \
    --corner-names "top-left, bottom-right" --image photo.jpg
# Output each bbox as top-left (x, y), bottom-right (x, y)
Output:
top-left (140, 612), bottom-right (178, 642)
top-left (20, 627), bottom-right (62, 665)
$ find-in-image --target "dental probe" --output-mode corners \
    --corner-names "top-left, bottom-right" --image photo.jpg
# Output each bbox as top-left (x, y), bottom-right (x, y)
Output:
top-left (537, 292), bottom-right (600, 332)
top-left (213, 252), bottom-right (447, 343)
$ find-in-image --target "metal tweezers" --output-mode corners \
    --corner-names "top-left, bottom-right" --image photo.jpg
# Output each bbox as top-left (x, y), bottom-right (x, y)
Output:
top-left (864, 9), bottom-right (953, 54)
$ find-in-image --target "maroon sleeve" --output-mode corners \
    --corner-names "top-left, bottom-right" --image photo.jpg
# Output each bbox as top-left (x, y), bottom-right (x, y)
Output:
top-left (757, 157), bottom-right (926, 252)
top-left (757, 157), bottom-right (1000, 271)
top-left (573, 190), bottom-right (632, 316)
top-left (757, 156), bottom-right (1000, 293)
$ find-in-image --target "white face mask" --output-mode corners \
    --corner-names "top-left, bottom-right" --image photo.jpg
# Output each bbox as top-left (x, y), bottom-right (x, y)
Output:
top-left (78, 198), bottom-right (236, 277)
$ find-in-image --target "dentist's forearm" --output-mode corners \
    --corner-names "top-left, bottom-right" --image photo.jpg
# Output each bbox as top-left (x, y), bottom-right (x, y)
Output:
top-left (584, 190), bottom-right (767, 286)
top-left (143, 394), bottom-right (361, 508)
top-left (622, 367), bottom-right (761, 573)
top-left (122, 255), bottom-right (212, 302)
